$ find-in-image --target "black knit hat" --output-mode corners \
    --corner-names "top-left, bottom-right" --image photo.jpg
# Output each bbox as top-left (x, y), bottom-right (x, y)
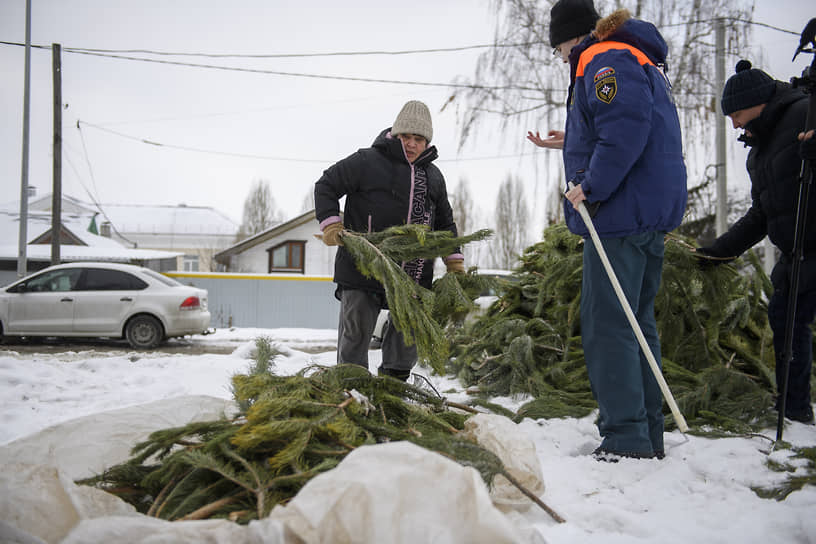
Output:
top-left (721, 60), bottom-right (776, 116)
top-left (549, 0), bottom-right (601, 48)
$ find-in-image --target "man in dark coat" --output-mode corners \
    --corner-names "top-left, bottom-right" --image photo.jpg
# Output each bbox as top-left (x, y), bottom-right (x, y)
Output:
top-left (314, 100), bottom-right (463, 381)
top-left (697, 60), bottom-right (815, 424)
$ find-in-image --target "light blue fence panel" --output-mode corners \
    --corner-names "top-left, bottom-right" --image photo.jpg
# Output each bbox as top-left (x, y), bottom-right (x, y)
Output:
top-left (165, 272), bottom-right (339, 329)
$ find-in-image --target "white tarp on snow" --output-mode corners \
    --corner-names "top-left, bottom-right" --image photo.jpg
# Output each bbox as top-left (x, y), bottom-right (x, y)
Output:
top-left (0, 396), bottom-right (547, 544)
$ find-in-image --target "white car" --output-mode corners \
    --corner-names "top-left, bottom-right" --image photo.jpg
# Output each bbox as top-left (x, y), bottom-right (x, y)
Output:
top-left (0, 262), bottom-right (212, 349)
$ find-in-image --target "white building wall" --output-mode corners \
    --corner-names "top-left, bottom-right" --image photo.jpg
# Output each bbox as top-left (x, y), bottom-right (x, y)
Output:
top-left (230, 220), bottom-right (336, 276)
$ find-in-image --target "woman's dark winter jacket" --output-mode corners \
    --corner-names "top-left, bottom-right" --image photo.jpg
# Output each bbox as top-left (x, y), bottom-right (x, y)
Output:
top-left (314, 128), bottom-right (458, 297)
top-left (563, 12), bottom-right (687, 238)
top-left (703, 82), bottom-right (814, 292)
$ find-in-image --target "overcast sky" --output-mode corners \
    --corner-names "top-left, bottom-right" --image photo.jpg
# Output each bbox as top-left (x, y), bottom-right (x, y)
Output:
top-left (1, 1), bottom-right (813, 232)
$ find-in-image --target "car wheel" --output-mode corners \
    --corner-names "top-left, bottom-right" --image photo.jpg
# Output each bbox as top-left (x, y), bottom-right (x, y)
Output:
top-left (125, 315), bottom-right (164, 349)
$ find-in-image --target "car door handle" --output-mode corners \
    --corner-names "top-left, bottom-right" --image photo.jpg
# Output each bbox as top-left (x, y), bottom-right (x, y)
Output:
top-left (120, 297), bottom-right (133, 302)
top-left (61, 297), bottom-right (73, 302)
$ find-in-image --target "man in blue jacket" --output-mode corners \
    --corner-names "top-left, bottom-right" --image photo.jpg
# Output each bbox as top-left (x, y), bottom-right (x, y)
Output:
top-left (529, 0), bottom-right (687, 460)
top-left (315, 100), bottom-right (463, 381)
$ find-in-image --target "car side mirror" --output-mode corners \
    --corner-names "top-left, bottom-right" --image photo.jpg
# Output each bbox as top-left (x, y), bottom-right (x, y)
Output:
top-left (8, 283), bottom-right (28, 293)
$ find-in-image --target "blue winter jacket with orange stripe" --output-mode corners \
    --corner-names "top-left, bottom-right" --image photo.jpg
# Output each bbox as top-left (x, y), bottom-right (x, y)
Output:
top-left (562, 11), bottom-right (687, 238)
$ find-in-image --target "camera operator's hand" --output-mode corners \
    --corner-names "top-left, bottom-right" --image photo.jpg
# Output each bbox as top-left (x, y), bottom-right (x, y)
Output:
top-left (694, 246), bottom-right (735, 270)
top-left (799, 129), bottom-right (816, 161)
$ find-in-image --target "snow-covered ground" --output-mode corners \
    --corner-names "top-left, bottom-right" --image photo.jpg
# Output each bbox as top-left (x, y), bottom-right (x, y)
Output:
top-left (1, 327), bottom-right (815, 543)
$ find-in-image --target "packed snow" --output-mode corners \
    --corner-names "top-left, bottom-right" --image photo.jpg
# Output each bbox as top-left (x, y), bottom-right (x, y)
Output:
top-left (1, 327), bottom-right (815, 543)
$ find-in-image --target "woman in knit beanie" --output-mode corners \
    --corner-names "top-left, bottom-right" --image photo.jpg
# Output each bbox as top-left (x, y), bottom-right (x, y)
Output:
top-left (314, 101), bottom-right (463, 381)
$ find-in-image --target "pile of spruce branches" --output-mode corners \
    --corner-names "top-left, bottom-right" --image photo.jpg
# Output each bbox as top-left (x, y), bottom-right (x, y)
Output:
top-left (79, 339), bottom-right (515, 522)
top-left (448, 224), bottom-right (785, 434)
top-left (79, 224), bottom-right (815, 512)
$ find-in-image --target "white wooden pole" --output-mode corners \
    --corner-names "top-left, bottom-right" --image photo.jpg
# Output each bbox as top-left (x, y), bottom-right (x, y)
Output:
top-left (17, 0), bottom-right (32, 278)
top-left (715, 18), bottom-right (728, 237)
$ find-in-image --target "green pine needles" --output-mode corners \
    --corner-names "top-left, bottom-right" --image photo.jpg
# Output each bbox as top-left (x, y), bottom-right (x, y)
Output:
top-left (341, 224), bottom-right (492, 373)
top-left (79, 356), bottom-right (518, 523)
top-left (448, 224), bottom-right (794, 434)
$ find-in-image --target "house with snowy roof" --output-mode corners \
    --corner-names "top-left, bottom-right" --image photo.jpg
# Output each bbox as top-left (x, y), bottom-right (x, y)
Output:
top-left (214, 209), bottom-right (334, 276)
top-left (25, 193), bottom-right (239, 273)
top-left (0, 207), bottom-right (182, 287)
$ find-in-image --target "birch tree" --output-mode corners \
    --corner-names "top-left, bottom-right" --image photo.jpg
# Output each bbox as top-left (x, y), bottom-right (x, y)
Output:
top-left (236, 179), bottom-right (282, 241)
top-left (494, 174), bottom-right (530, 269)
top-left (451, 178), bottom-right (475, 239)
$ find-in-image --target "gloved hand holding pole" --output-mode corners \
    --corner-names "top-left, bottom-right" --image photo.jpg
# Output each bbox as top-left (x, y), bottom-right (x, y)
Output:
top-left (567, 182), bottom-right (689, 433)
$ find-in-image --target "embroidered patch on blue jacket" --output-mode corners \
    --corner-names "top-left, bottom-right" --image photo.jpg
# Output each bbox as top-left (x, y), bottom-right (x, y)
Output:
top-left (595, 78), bottom-right (617, 104)
top-left (593, 67), bottom-right (615, 82)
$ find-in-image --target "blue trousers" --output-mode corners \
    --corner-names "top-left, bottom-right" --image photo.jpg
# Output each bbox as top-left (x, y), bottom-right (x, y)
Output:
top-left (581, 231), bottom-right (665, 455)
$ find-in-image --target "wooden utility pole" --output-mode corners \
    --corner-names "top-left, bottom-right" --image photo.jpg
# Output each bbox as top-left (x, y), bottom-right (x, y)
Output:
top-left (17, 0), bottom-right (31, 278)
top-left (51, 43), bottom-right (62, 265)
top-left (715, 18), bottom-right (728, 236)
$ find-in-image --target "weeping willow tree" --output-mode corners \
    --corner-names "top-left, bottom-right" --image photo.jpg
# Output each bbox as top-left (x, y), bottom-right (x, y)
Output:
top-left (449, 0), bottom-right (754, 225)
top-left (448, 224), bottom-right (788, 434)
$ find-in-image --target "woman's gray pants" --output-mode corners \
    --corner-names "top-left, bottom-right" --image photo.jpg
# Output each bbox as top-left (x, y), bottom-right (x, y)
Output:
top-left (337, 288), bottom-right (416, 375)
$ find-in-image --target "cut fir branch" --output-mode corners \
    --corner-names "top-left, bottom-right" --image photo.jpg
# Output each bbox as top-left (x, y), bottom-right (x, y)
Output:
top-left (340, 225), bottom-right (492, 373)
top-left (80, 361), bottom-right (563, 523)
top-left (448, 224), bottom-right (790, 434)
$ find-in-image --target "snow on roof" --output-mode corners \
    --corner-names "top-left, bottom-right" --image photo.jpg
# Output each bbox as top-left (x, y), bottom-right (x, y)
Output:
top-left (0, 210), bottom-right (118, 247)
top-left (0, 244), bottom-right (182, 262)
top-left (215, 209), bottom-right (315, 258)
top-left (16, 194), bottom-right (239, 236)
top-left (99, 203), bottom-right (238, 236)
top-left (0, 210), bottom-right (181, 261)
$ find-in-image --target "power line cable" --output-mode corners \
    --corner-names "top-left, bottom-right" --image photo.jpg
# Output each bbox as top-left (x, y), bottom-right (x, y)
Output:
top-left (78, 121), bottom-right (329, 163)
top-left (61, 43), bottom-right (532, 58)
top-left (75, 122), bottom-right (139, 246)
top-left (58, 49), bottom-right (556, 92)
top-left (91, 88), bottom-right (440, 127)
top-left (0, 17), bottom-right (798, 90)
top-left (76, 120), bottom-right (534, 163)
top-left (661, 18), bottom-right (799, 35)
top-left (0, 40), bottom-right (546, 91)
top-left (0, 17), bottom-right (799, 59)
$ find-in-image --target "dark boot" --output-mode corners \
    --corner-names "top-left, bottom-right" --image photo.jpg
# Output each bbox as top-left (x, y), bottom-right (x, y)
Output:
top-left (592, 447), bottom-right (656, 463)
top-left (377, 366), bottom-right (411, 382)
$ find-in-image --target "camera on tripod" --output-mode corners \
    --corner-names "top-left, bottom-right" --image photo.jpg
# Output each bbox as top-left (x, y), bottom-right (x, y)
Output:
top-left (791, 18), bottom-right (816, 92)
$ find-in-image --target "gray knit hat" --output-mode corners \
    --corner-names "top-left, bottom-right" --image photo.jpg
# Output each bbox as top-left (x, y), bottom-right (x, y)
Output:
top-left (391, 100), bottom-right (433, 142)
top-left (721, 60), bottom-right (776, 115)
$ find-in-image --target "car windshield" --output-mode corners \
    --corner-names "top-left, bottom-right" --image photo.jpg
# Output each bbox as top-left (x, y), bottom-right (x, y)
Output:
top-left (142, 269), bottom-right (183, 287)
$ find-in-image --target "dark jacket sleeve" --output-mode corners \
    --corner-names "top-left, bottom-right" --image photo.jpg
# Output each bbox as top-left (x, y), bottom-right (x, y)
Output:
top-left (430, 167), bottom-right (461, 257)
top-left (432, 172), bottom-right (458, 237)
top-left (314, 152), bottom-right (364, 223)
top-left (706, 201), bottom-right (767, 258)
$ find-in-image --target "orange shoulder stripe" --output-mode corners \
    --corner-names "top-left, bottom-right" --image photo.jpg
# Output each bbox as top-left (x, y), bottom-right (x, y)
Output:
top-left (576, 41), bottom-right (654, 78)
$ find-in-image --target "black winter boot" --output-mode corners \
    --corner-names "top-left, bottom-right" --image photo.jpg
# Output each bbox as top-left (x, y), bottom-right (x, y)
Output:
top-left (377, 366), bottom-right (411, 382)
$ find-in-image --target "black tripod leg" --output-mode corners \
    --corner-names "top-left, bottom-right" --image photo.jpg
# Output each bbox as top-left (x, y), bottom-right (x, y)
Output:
top-left (776, 74), bottom-right (816, 441)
